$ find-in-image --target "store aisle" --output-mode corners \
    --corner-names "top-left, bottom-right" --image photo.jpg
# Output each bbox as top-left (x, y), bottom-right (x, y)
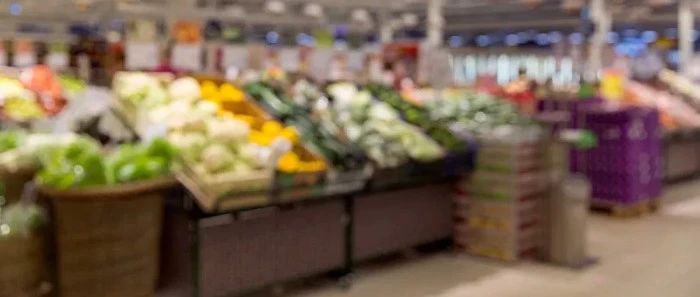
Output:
top-left (288, 181), bottom-right (700, 297)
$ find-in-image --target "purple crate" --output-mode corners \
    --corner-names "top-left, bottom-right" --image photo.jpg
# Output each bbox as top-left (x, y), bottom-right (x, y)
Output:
top-left (579, 106), bottom-right (663, 204)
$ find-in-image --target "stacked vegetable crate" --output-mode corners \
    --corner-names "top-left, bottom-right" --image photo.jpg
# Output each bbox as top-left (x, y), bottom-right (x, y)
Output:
top-left (580, 106), bottom-right (663, 209)
top-left (454, 137), bottom-right (546, 261)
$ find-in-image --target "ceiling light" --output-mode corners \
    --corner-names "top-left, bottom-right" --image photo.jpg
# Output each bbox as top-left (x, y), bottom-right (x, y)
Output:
top-left (265, 0), bottom-right (286, 14)
top-left (401, 13), bottom-right (418, 27)
top-left (351, 9), bottom-right (370, 24)
top-left (228, 5), bottom-right (245, 18)
top-left (303, 3), bottom-right (323, 18)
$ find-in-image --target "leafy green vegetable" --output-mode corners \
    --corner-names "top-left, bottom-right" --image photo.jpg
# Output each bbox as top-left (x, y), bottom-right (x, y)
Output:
top-left (37, 137), bottom-right (176, 189)
top-left (106, 138), bottom-right (177, 184)
top-left (0, 130), bottom-right (24, 153)
top-left (37, 138), bottom-right (107, 189)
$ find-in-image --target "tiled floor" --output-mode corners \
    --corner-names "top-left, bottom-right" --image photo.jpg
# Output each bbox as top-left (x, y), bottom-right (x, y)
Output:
top-left (287, 181), bottom-right (700, 297)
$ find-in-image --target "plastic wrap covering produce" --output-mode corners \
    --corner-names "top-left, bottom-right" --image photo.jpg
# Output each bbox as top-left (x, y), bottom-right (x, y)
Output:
top-left (0, 197), bottom-right (48, 297)
top-left (326, 82), bottom-right (444, 168)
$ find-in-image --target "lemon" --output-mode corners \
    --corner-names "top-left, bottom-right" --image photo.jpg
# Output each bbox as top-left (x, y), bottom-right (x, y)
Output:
top-left (280, 127), bottom-right (299, 144)
top-left (277, 152), bottom-right (301, 172)
top-left (262, 121), bottom-right (283, 136)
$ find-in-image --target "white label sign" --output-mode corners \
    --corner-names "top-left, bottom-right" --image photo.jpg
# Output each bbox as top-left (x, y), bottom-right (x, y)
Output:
top-left (13, 52), bottom-right (36, 67)
top-left (126, 42), bottom-right (159, 70)
top-left (279, 47), bottom-right (300, 71)
top-left (172, 43), bottom-right (203, 72)
top-left (46, 52), bottom-right (69, 70)
top-left (223, 45), bottom-right (249, 70)
top-left (347, 50), bottom-right (365, 72)
top-left (309, 49), bottom-right (334, 82)
top-left (0, 50), bottom-right (6, 66)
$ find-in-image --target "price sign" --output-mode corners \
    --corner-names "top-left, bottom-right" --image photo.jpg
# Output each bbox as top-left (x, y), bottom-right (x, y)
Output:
top-left (171, 43), bottom-right (203, 71)
top-left (46, 52), bottom-right (69, 70)
top-left (0, 49), bottom-right (7, 66)
top-left (13, 53), bottom-right (36, 67)
top-left (347, 50), bottom-right (364, 72)
top-left (308, 49), bottom-right (333, 82)
top-left (279, 47), bottom-right (300, 72)
top-left (223, 45), bottom-right (249, 69)
top-left (125, 42), bottom-right (159, 70)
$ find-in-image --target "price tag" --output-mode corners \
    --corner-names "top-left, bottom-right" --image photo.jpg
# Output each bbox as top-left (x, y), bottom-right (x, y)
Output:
top-left (347, 50), bottom-right (364, 72)
top-left (46, 52), bottom-right (69, 70)
top-left (279, 47), bottom-right (300, 71)
top-left (125, 42), bottom-right (159, 70)
top-left (172, 43), bottom-right (203, 71)
top-left (223, 45), bottom-right (248, 69)
top-left (309, 49), bottom-right (333, 82)
top-left (13, 52), bottom-right (36, 67)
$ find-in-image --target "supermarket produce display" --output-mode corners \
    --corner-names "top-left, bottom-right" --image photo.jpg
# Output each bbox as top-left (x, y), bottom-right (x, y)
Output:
top-left (0, 59), bottom-right (692, 297)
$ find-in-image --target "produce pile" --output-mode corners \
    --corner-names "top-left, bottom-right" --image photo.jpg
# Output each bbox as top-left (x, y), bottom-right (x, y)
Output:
top-left (0, 66), bottom-right (70, 122)
top-left (367, 84), bottom-right (466, 152)
top-left (113, 73), bottom-right (324, 179)
top-left (245, 80), bottom-right (366, 172)
top-left (0, 130), bottom-right (176, 189)
top-left (415, 88), bottom-right (533, 136)
top-left (326, 83), bottom-right (444, 168)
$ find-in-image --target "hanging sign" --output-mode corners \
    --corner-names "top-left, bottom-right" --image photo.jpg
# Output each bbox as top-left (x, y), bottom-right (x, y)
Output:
top-left (308, 48), bottom-right (334, 81)
top-left (125, 42), bottom-right (159, 70)
top-left (278, 47), bottom-right (300, 71)
top-left (171, 43), bottom-right (203, 71)
top-left (13, 39), bottom-right (36, 67)
top-left (46, 42), bottom-right (70, 70)
top-left (222, 45), bottom-right (249, 70)
top-left (0, 46), bottom-right (7, 66)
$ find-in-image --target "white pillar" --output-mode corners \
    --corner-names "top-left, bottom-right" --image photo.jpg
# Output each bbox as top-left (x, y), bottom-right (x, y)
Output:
top-left (679, 0), bottom-right (695, 75)
top-left (588, 0), bottom-right (611, 79)
top-left (426, 0), bottom-right (444, 47)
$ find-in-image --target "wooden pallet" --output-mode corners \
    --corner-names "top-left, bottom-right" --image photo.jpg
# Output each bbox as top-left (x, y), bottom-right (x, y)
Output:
top-left (591, 199), bottom-right (661, 218)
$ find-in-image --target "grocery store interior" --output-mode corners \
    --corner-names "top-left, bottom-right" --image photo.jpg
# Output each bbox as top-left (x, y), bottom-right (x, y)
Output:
top-left (2, 0), bottom-right (700, 297)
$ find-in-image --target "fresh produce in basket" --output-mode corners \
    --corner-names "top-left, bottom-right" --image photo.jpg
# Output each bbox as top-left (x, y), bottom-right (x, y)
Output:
top-left (326, 82), bottom-right (444, 168)
top-left (36, 136), bottom-right (177, 190)
top-left (1, 202), bottom-right (46, 236)
top-left (0, 132), bottom-right (84, 173)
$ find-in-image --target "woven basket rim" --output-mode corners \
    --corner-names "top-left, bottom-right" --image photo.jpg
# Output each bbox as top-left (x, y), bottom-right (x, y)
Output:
top-left (38, 176), bottom-right (179, 200)
top-left (0, 166), bottom-right (37, 178)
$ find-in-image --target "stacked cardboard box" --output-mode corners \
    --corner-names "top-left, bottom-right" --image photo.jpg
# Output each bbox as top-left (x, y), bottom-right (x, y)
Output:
top-left (454, 137), bottom-right (546, 261)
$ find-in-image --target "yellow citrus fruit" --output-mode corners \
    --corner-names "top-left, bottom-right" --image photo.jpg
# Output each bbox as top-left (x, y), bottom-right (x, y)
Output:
top-left (262, 121), bottom-right (283, 136)
top-left (280, 127), bottom-right (299, 144)
top-left (277, 152), bottom-right (301, 172)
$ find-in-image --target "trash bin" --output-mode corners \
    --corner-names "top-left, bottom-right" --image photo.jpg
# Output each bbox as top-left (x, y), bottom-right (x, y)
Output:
top-left (549, 174), bottom-right (590, 268)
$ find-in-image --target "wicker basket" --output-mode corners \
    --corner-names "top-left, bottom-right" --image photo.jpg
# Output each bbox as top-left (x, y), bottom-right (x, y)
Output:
top-left (0, 167), bottom-right (37, 205)
top-left (0, 233), bottom-right (46, 297)
top-left (40, 177), bottom-right (177, 297)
